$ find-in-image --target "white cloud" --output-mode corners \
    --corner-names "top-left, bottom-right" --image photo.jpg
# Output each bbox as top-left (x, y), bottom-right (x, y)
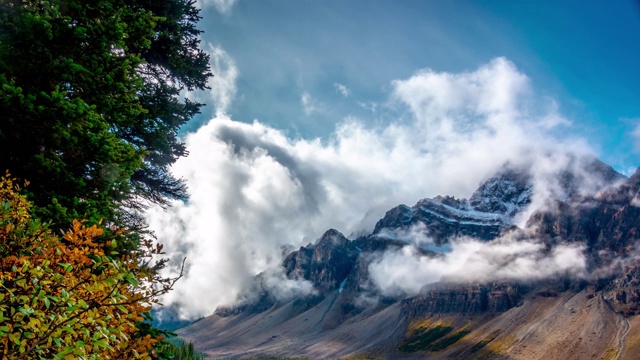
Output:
top-left (147, 57), bottom-right (599, 319)
top-left (377, 222), bottom-right (436, 248)
top-left (368, 235), bottom-right (586, 297)
top-left (301, 91), bottom-right (322, 115)
top-left (334, 83), bottom-right (351, 98)
top-left (357, 101), bottom-right (378, 113)
top-left (260, 268), bottom-right (317, 301)
top-left (632, 121), bottom-right (640, 152)
top-left (196, 0), bottom-right (237, 15)
top-left (187, 44), bottom-right (238, 116)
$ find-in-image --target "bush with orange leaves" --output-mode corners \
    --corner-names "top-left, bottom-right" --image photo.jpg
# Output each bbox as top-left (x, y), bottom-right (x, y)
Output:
top-left (0, 175), bottom-right (182, 359)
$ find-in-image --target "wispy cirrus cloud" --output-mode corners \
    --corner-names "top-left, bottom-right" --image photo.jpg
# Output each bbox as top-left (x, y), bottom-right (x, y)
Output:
top-left (301, 91), bottom-right (322, 115)
top-left (630, 120), bottom-right (640, 151)
top-left (334, 83), bottom-right (351, 98)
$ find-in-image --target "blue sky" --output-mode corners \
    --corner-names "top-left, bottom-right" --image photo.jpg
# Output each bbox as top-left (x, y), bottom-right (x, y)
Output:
top-left (189, 0), bottom-right (640, 173)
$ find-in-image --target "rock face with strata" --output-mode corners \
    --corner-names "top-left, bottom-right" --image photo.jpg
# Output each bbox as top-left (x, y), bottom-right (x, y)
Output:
top-left (372, 196), bottom-right (512, 244)
top-left (401, 283), bottom-right (526, 318)
top-left (371, 176), bottom-right (527, 244)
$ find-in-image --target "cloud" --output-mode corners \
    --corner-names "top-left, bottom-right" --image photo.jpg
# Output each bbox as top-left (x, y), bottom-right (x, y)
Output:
top-left (147, 57), bottom-right (599, 319)
top-left (632, 121), bottom-right (640, 151)
top-left (301, 91), bottom-right (322, 115)
top-left (196, 0), bottom-right (237, 15)
top-left (334, 83), bottom-right (351, 98)
top-left (260, 268), bottom-right (317, 301)
top-left (368, 235), bottom-right (587, 297)
top-left (377, 222), bottom-right (438, 248)
top-left (357, 101), bottom-right (378, 113)
top-left (187, 44), bottom-right (238, 116)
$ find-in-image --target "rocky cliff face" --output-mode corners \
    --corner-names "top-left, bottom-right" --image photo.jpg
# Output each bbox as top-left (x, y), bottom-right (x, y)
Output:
top-left (606, 259), bottom-right (640, 316)
top-left (528, 166), bottom-right (639, 265)
top-left (372, 196), bottom-right (513, 244)
top-left (518, 167), bottom-right (640, 318)
top-left (402, 282), bottom-right (526, 318)
top-left (283, 229), bottom-right (360, 292)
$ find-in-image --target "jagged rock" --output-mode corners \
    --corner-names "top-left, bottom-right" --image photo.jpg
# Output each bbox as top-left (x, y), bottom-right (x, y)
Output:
top-left (401, 283), bottom-right (526, 318)
top-left (527, 166), bottom-right (640, 264)
top-left (606, 260), bottom-right (640, 316)
top-left (469, 165), bottom-right (532, 215)
top-left (372, 204), bottom-right (414, 232)
top-left (283, 246), bottom-right (313, 281)
top-left (283, 229), bottom-right (359, 292)
top-left (352, 234), bottom-right (406, 253)
top-left (371, 165), bottom-right (534, 244)
top-left (372, 196), bottom-right (514, 245)
top-left (310, 229), bottom-right (359, 290)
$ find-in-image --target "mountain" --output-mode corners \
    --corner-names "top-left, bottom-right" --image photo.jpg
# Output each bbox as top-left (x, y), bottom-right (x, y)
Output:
top-left (371, 163), bottom-right (532, 244)
top-left (177, 157), bottom-right (640, 359)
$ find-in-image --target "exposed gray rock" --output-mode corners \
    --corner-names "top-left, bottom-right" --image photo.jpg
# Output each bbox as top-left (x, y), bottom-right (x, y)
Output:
top-left (282, 229), bottom-right (359, 292)
top-left (401, 283), bottom-right (526, 318)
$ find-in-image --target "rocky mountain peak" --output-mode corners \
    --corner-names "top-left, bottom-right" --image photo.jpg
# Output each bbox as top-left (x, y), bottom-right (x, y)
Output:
top-left (316, 228), bottom-right (349, 247)
top-left (372, 164), bottom-right (531, 244)
top-left (629, 166), bottom-right (640, 184)
top-left (283, 229), bottom-right (358, 292)
top-left (469, 165), bottom-right (532, 216)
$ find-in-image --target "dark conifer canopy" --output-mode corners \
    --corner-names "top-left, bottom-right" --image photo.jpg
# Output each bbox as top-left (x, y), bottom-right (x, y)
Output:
top-left (0, 0), bottom-right (211, 230)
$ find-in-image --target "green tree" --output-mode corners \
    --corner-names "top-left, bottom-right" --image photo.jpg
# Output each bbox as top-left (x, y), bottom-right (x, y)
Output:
top-left (155, 339), bottom-right (204, 360)
top-left (0, 175), bottom-right (181, 359)
top-left (0, 1), bottom-right (210, 357)
top-left (0, 0), bottom-right (211, 234)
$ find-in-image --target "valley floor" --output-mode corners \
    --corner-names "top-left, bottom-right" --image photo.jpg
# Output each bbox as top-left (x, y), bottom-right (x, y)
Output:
top-left (178, 289), bottom-right (639, 359)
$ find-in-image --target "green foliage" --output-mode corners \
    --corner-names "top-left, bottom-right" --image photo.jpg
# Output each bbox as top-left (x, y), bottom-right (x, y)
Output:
top-left (155, 338), bottom-right (204, 360)
top-left (470, 338), bottom-right (494, 352)
top-left (0, 0), bottom-right (211, 235)
top-left (0, 0), bottom-right (211, 357)
top-left (399, 322), bottom-right (471, 353)
top-left (398, 324), bottom-right (453, 352)
top-left (429, 329), bottom-right (471, 351)
top-left (0, 175), bottom-right (182, 359)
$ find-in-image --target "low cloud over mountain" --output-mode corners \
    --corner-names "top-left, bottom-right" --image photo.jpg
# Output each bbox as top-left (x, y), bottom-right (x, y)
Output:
top-left (146, 58), bottom-right (615, 320)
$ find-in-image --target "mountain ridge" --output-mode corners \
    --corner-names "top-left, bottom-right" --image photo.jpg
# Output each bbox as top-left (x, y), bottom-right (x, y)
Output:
top-left (177, 157), bottom-right (640, 359)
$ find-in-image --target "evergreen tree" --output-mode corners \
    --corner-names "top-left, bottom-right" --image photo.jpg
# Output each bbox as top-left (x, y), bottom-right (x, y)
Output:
top-left (0, 0), bottom-right (211, 233)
